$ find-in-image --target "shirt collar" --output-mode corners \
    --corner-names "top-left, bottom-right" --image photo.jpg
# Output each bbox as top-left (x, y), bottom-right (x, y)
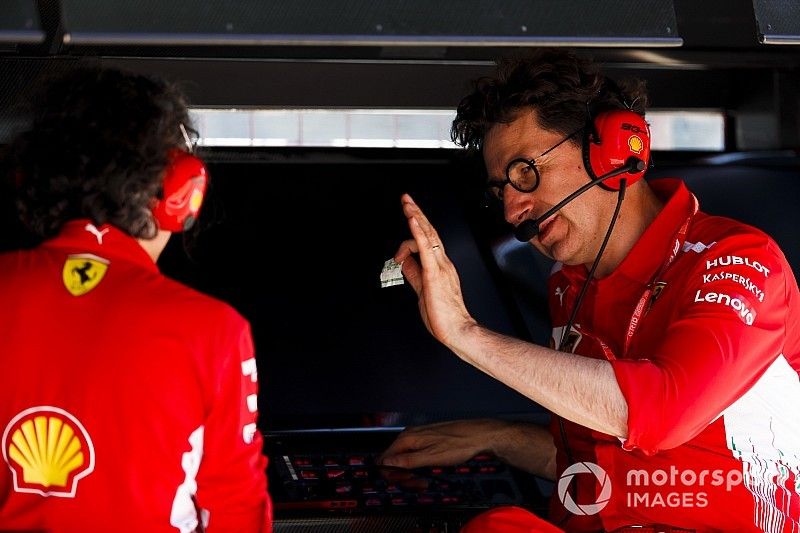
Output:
top-left (614, 178), bottom-right (695, 284)
top-left (42, 219), bottom-right (159, 272)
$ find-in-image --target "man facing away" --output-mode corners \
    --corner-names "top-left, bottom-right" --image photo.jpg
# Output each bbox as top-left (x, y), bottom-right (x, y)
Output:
top-left (380, 48), bottom-right (800, 532)
top-left (0, 67), bottom-right (272, 533)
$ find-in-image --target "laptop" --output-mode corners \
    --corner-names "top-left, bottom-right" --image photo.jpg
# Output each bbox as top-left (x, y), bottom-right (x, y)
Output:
top-left (263, 420), bottom-right (548, 532)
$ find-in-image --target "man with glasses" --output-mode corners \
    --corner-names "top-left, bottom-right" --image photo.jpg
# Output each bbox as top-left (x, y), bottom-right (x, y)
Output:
top-left (380, 48), bottom-right (800, 532)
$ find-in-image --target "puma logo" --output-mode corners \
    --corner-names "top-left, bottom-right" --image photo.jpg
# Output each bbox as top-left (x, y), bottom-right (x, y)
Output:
top-left (555, 286), bottom-right (566, 307)
top-left (84, 223), bottom-right (109, 245)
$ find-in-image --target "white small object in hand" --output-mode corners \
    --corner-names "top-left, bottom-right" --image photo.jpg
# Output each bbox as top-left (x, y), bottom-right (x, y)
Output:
top-left (380, 258), bottom-right (404, 288)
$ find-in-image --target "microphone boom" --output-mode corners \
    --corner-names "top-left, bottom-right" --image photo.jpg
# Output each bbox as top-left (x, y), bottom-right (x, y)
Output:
top-left (513, 157), bottom-right (643, 242)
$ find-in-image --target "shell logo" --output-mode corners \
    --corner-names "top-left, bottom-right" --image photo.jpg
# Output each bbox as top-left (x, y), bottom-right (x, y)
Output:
top-left (189, 188), bottom-right (204, 213)
top-left (2, 406), bottom-right (95, 497)
top-left (628, 134), bottom-right (644, 155)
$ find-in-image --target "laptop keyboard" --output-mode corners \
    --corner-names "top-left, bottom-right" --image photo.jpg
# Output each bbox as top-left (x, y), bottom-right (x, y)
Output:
top-left (271, 451), bottom-right (523, 512)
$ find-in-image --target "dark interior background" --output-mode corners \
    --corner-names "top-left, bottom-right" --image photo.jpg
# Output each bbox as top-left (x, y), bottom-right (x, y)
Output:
top-left (155, 152), bottom-right (551, 431)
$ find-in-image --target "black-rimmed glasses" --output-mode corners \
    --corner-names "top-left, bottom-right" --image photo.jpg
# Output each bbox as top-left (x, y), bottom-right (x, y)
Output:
top-left (485, 129), bottom-right (580, 202)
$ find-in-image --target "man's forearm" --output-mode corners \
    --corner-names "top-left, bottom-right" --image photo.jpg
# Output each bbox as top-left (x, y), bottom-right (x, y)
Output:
top-left (492, 421), bottom-right (558, 481)
top-left (446, 323), bottom-right (629, 438)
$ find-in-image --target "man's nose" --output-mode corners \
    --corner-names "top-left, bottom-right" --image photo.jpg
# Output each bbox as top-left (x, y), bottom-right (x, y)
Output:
top-left (503, 187), bottom-right (535, 226)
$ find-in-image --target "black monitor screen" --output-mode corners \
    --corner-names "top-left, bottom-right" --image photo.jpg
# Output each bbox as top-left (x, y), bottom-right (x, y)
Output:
top-left (159, 152), bottom-right (549, 432)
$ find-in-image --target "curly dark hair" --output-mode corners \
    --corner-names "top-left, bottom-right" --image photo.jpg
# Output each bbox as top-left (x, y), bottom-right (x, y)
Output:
top-left (7, 66), bottom-right (194, 239)
top-left (451, 48), bottom-right (649, 152)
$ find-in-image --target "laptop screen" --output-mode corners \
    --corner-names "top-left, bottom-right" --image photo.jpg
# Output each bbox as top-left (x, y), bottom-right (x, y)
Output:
top-left (160, 151), bottom-right (550, 433)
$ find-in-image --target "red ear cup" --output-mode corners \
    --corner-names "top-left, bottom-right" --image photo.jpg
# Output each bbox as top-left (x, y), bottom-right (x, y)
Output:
top-left (582, 109), bottom-right (651, 191)
top-left (151, 149), bottom-right (208, 232)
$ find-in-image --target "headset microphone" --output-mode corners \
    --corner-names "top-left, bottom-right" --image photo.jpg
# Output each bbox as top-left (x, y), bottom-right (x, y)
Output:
top-left (513, 157), bottom-right (645, 242)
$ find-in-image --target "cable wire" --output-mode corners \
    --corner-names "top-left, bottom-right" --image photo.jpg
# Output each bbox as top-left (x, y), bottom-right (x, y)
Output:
top-left (555, 179), bottom-right (627, 527)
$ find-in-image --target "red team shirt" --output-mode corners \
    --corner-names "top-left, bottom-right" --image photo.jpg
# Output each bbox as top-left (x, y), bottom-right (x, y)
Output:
top-left (0, 220), bottom-right (272, 532)
top-left (547, 179), bottom-right (800, 532)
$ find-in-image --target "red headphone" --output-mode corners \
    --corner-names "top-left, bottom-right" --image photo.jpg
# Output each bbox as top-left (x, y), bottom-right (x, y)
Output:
top-left (151, 149), bottom-right (208, 232)
top-left (582, 109), bottom-right (651, 191)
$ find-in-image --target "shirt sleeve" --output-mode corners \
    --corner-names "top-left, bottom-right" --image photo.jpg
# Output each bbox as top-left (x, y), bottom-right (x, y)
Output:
top-left (612, 232), bottom-right (790, 455)
top-left (196, 313), bottom-right (273, 532)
